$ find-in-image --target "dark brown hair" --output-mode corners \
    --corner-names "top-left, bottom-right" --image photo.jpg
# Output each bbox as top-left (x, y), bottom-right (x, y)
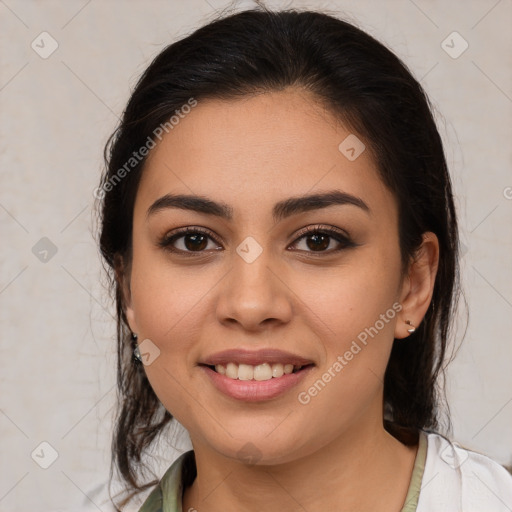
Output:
top-left (97, 6), bottom-right (461, 509)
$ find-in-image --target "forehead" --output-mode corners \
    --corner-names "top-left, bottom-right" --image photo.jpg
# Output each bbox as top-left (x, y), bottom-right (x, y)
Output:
top-left (136, 88), bottom-right (396, 222)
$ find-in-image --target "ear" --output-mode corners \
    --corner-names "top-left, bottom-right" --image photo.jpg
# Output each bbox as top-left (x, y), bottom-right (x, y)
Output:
top-left (395, 232), bottom-right (439, 339)
top-left (114, 254), bottom-right (139, 334)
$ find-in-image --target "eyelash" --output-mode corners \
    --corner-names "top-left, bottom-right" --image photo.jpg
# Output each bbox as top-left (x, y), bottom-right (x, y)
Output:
top-left (158, 224), bottom-right (357, 256)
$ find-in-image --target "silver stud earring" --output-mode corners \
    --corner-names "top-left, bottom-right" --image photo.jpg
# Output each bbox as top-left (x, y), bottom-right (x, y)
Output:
top-left (405, 320), bottom-right (416, 334)
top-left (132, 333), bottom-right (142, 362)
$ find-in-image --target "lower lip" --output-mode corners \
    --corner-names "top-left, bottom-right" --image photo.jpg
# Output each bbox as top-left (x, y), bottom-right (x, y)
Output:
top-left (200, 365), bottom-right (314, 402)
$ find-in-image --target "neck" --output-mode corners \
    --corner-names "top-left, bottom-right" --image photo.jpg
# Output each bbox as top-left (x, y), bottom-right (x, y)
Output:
top-left (182, 418), bottom-right (418, 512)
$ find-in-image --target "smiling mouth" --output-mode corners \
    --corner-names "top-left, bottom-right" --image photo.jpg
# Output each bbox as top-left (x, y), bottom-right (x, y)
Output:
top-left (202, 362), bottom-right (314, 381)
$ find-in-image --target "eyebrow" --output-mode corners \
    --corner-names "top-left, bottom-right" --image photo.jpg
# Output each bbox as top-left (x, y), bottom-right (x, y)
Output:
top-left (146, 190), bottom-right (370, 222)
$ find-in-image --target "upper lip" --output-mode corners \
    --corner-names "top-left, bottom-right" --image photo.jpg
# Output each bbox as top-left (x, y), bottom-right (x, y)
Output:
top-left (200, 349), bottom-right (315, 367)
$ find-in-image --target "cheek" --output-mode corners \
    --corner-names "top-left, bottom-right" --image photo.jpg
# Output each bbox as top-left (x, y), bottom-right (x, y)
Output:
top-left (128, 253), bottom-right (206, 422)
top-left (129, 243), bottom-right (211, 345)
top-left (292, 277), bottom-right (400, 437)
top-left (290, 246), bottom-right (402, 414)
top-left (294, 247), bottom-right (402, 345)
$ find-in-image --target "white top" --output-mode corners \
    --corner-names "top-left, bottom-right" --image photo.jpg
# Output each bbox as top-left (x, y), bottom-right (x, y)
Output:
top-left (417, 431), bottom-right (512, 511)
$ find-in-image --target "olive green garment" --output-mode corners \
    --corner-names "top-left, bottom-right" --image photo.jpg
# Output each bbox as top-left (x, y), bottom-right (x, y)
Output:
top-left (138, 432), bottom-right (427, 512)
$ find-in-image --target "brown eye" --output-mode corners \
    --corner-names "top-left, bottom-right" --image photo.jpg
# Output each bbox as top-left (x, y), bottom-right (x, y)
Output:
top-left (158, 227), bottom-right (222, 254)
top-left (290, 226), bottom-right (357, 254)
top-left (182, 233), bottom-right (208, 251)
top-left (303, 233), bottom-right (330, 251)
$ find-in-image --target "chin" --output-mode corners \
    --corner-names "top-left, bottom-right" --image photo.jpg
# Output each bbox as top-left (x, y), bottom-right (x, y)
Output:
top-left (202, 432), bottom-right (314, 467)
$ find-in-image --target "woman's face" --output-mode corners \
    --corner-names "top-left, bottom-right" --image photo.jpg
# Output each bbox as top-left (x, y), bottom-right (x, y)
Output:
top-left (125, 88), bottom-right (411, 464)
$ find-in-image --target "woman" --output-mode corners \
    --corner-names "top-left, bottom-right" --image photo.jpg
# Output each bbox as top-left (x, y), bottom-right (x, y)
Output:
top-left (97, 7), bottom-right (512, 512)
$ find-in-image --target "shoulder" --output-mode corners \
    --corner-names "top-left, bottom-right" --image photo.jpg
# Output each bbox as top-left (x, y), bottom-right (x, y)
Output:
top-left (417, 430), bottom-right (512, 512)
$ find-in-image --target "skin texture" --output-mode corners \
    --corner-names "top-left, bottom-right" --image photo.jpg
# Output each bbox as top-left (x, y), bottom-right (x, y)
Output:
top-left (121, 88), bottom-right (439, 512)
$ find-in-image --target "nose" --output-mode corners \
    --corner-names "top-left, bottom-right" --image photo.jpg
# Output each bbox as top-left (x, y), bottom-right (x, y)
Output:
top-left (215, 242), bottom-right (293, 332)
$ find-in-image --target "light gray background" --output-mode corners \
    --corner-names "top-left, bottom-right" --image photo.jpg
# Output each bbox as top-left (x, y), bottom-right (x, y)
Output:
top-left (1, 0), bottom-right (511, 510)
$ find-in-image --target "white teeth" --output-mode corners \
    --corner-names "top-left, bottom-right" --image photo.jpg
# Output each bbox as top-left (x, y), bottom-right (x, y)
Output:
top-left (212, 362), bottom-right (306, 380)
top-left (238, 364), bottom-right (254, 381)
top-left (271, 363), bottom-right (284, 378)
top-left (225, 362), bottom-right (238, 379)
top-left (254, 363), bottom-right (272, 381)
